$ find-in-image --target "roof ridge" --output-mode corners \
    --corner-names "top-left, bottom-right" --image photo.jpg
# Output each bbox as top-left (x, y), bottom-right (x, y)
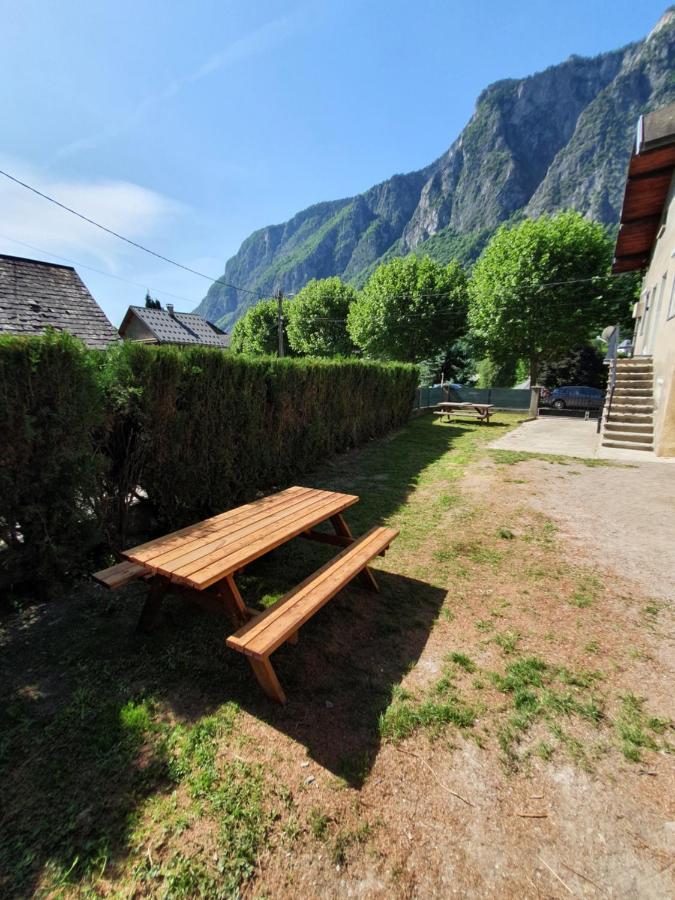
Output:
top-left (0, 252), bottom-right (75, 271)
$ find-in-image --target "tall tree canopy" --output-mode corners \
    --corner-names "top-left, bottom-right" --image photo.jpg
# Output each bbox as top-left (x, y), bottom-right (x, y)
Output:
top-left (347, 255), bottom-right (467, 363)
top-left (286, 277), bottom-right (356, 357)
top-left (468, 211), bottom-right (635, 384)
top-left (229, 297), bottom-right (291, 356)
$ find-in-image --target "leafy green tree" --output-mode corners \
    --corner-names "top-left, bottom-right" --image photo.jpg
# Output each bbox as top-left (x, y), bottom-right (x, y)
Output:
top-left (229, 298), bottom-right (291, 355)
top-left (286, 277), bottom-right (356, 357)
top-left (475, 356), bottom-right (520, 388)
top-left (347, 255), bottom-right (467, 363)
top-left (419, 336), bottom-right (476, 386)
top-left (539, 345), bottom-right (607, 390)
top-left (468, 211), bottom-right (634, 385)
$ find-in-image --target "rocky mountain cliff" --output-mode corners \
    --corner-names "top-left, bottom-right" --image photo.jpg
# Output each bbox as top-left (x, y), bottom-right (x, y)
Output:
top-left (196, 9), bottom-right (675, 329)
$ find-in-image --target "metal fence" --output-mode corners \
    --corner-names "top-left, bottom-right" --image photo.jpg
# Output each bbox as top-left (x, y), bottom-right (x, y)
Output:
top-left (413, 386), bottom-right (531, 411)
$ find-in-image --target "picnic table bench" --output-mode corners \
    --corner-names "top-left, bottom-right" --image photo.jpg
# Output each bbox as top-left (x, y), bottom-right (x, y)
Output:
top-left (434, 401), bottom-right (495, 423)
top-left (93, 486), bottom-right (398, 703)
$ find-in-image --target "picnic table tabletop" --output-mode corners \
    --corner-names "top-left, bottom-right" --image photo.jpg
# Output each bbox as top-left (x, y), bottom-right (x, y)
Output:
top-left (123, 485), bottom-right (358, 590)
top-left (436, 401), bottom-right (495, 410)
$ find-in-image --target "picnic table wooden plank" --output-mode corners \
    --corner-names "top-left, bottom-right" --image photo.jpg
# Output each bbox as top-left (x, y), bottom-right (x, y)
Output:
top-left (227, 526), bottom-right (398, 659)
top-left (170, 491), bottom-right (359, 589)
top-left (93, 559), bottom-right (148, 589)
top-left (436, 402), bottom-right (494, 409)
top-left (127, 486), bottom-right (311, 564)
top-left (148, 490), bottom-right (338, 576)
top-left (144, 488), bottom-right (329, 570)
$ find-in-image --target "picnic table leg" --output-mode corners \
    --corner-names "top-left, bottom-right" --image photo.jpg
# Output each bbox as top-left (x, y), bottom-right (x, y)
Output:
top-left (213, 574), bottom-right (250, 628)
top-left (248, 657), bottom-right (287, 704)
top-left (137, 578), bottom-right (166, 633)
top-left (330, 514), bottom-right (380, 593)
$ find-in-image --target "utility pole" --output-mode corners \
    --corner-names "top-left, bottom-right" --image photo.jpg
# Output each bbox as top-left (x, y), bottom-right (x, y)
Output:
top-left (275, 290), bottom-right (285, 358)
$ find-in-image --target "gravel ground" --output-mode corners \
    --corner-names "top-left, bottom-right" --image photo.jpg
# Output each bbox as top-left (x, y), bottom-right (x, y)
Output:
top-left (525, 459), bottom-right (675, 604)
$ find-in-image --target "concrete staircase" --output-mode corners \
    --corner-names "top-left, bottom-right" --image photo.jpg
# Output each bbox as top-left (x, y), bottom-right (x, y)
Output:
top-left (601, 358), bottom-right (654, 452)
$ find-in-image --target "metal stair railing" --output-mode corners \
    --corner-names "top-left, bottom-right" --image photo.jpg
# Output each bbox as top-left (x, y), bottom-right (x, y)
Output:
top-left (598, 325), bottom-right (619, 435)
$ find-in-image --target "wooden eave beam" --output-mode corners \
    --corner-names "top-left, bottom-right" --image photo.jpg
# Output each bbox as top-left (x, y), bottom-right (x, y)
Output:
top-left (627, 145), bottom-right (675, 178)
top-left (611, 251), bottom-right (649, 274)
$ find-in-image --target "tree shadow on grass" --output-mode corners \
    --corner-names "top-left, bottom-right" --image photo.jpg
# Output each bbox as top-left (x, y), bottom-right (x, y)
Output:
top-left (0, 415), bottom-right (494, 894)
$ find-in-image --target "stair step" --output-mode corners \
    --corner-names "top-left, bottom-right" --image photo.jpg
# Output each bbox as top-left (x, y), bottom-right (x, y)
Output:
top-left (606, 418), bottom-right (653, 428)
top-left (606, 412), bottom-right (653, 422)
top-left (617, 363), bottom-right (653, 369)
top-left (614, 376), bottom-right (653, 384)
top-left (612, 391), bottom-right (653, 399)
top-left (602, 428), bottom-right (654, 443)
top-left (605, 421), bottom-right (654, 434)
top-left (602, 439), bottom-right (654, 451)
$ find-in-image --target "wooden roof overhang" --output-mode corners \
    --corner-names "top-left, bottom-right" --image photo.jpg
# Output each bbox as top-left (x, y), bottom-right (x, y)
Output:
top-left (612, 144), bottom-right (675, 274)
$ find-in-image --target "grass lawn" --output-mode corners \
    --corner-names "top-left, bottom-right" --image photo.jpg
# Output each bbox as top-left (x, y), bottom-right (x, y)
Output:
top-left (1, 412), bottom-right (672, 897)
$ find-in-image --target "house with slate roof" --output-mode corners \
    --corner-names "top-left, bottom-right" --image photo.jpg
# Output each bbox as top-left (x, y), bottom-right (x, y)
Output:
top-left (119, 304), bottom-right (230, 348)
top-left (0, 254), bottom-right (118, 350)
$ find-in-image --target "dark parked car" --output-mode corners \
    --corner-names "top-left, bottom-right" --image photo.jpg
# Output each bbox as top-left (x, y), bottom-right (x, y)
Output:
top-left (541, 385), bottom-right (605, 410)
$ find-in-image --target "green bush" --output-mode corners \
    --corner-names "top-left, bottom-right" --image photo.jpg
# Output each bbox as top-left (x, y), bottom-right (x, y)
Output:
top-left (0, 332), bottom-right (105, 587)
top-left (0, 337), bottom-right (417, 588)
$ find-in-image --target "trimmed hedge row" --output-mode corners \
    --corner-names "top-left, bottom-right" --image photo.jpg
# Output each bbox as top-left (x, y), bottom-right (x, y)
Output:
top-left (0, 333), bottom-right (417, 587)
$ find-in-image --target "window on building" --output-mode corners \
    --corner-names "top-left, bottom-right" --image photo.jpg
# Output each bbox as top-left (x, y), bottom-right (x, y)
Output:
top-left (668, 274), bottom-right (675, 321)
top-left (645, 274), bottom-right (667, 355)
top-left (640, 288), bottom-right (652, 336)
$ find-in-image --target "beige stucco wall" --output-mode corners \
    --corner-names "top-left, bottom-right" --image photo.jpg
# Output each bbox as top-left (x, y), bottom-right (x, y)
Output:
top-left (632, 173), bottom-right (675, 456)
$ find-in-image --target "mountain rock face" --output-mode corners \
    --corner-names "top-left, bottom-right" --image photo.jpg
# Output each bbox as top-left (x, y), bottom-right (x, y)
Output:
top-left (197, 10), bottom-right (675, 329)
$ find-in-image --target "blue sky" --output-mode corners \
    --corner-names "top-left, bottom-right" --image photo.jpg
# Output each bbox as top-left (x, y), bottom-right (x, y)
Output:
top-left (0, 0), bottom-right (668, 325)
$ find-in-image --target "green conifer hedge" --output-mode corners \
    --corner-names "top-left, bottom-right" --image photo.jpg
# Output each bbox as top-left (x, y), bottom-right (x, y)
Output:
top-left (0, 334), bottom-right (416, 588)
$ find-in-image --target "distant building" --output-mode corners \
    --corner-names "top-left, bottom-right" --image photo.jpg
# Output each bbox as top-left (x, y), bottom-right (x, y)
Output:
top-left (119, 304), bottom-right (230, 348)
top-left (0, 253), bottom-right (118, 350)
top-left (611, 101), bottom-right (675, 456)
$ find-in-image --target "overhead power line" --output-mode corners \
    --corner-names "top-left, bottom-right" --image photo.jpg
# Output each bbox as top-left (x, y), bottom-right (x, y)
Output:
top-left (0, 167), bottom-right (258, 297)
top-left (0, 166), bottom-right (635, 306)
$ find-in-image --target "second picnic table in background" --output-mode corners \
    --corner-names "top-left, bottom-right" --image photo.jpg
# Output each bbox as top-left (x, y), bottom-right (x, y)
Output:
top-left (434, 401), bottom-right (495, 423)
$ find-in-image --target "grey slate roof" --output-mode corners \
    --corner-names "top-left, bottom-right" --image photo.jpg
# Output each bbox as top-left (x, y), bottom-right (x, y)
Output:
top-left (121, 306), bottom-right (230, 347)
top-left (0, 254), bottom-right (118, 350)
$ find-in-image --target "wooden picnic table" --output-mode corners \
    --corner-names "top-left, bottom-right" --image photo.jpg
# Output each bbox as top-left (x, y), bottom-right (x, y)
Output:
top-left (434, 401), bottom-right (495, 423)
top-left (95, 485), bottom-right (398, 703)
